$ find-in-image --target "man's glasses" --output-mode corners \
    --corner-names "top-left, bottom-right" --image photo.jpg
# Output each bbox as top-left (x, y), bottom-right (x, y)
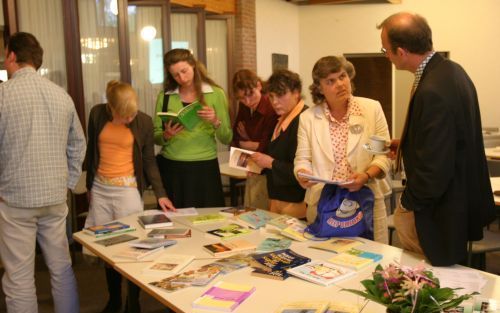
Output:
top-left (380, 47), bottom-right (387, 55)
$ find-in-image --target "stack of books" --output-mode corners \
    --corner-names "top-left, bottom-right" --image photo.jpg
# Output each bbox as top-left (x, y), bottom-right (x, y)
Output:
top-left (137, 213), bottom-right (173, 229)
top-left (328, 248), bottom-right (383, 270)
top-left (249, 249), bottom-right (311, 280)
top-left (84, 221), bottom-right (135, 238)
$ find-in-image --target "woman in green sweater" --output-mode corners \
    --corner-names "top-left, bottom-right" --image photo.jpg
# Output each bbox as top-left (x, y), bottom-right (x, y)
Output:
top-left (154, 49), bottom-right (232, 207)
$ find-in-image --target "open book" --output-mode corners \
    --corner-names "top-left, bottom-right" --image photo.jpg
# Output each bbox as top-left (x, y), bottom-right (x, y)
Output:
top-left (229, 147), bottom-right (262, 174)
top-left (157, 101), bottom-right (203, 130)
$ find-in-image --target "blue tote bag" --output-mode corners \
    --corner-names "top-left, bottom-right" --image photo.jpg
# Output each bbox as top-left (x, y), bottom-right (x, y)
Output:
top-left (306, 184), bottom-right (374, 240)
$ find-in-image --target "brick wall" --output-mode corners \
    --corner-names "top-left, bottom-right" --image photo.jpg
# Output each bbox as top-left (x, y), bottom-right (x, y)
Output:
top-left (234, 0), bottom-right (256, 72)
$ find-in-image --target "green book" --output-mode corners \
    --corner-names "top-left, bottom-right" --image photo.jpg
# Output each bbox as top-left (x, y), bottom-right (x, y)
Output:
top-left (157, 101), bottom-right (203, 130)
top-left (188, 213), bottom-right (226, 225)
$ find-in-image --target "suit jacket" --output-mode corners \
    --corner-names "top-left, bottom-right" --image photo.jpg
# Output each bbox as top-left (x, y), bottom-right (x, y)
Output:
top-left (401, 53), bottom-right (495, 266)
top-left (294, 97), bottom-right (392, 221)
top-left (86, 104), bottom-right (167, 199)
top-left (264, 106), bottom-right (308, 203)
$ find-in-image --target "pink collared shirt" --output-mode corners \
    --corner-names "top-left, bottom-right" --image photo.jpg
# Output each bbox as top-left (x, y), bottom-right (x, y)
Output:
top-left (323, 97), bottom-right (362, 181)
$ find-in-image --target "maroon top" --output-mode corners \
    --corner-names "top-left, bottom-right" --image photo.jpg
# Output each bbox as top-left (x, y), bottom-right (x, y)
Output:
top-left (231, 95), bottom-right (278, 152)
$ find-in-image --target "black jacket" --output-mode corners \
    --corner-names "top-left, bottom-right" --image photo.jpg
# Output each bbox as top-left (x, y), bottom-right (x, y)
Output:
top-left (264, 106), bottom-right (308, 203)
top-left (401, 53), bottom-right (495, 265)
top-left (85, 103), bottom-right (167, 199)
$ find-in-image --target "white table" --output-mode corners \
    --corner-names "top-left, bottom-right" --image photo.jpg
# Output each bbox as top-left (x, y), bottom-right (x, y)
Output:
top-left (491, 177), bottom-right (500, 206)
top-left (73, 209), bottom-right (500, 313)
top-left (485, 147), bottom-right (500, 160)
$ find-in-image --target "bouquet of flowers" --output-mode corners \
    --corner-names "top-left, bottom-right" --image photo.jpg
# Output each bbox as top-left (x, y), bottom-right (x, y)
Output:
top-left (342, 263), bottom-right (477, 313)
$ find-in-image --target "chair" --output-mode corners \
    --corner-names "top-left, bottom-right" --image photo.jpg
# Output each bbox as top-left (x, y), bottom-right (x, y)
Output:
top-left (467, 230), bottom-right (500, 270)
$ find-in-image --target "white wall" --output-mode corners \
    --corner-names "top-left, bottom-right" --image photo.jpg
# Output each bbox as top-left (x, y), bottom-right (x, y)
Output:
top-left (255, 0), bottom-right (300, 80)
top-left (256, 0), bottom-right (500, 131)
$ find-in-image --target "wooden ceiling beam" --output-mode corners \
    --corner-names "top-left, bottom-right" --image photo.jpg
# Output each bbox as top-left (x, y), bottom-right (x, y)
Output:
top-left (170, 0), bottom-right (235, 14)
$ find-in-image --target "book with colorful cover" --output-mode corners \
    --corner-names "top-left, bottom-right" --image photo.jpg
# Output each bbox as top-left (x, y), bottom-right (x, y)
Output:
top-left (150, 265), bottom-right (221, 292)
top-left (229, 146), bottom-right (263, 174)
top-left (345, 248), bottom-right (383, 262)
top-left (192, 281), bottom-right (256, 312)
top-left (219, 206), bottom-right (257, 217)
top-left (147, 228), bottom-right (191, 239)
top-left (142, 254), bottom-right (195, 276)
top-left (168, 264), bottom-right (222, 286)
top-left (157, 101), bottom-right (203, 130)
top-left (256, 237), bottom-right (292, 253)
top-left (251, 268), bottom-right (289, 280)
top-left (84, 221), bottom-right (134, 237)
top-left (206, 223), bottom-right (252, 240)
top-left (188, 213), bottom-right (226, 225)
top-left (236, 209), bottom-right (274, 229)
top-left (137, 213), bottom-right (173, 229)
top-left (274, 300), bottom-right (330, 313)
top-left (250, 249), bottom-right (311, 272)
top-left (327, 253), bottom-right (374, 271)
top-left (286, 260), bottom-right (356, 286)
top-left (309, 238), bottom-right (363, 254)
top-left (203, 239), bottom-right (256, 257)
top-left (210, 254), bottom-right (253, 274)
top-left (128, 238), bottom-right (177, 249)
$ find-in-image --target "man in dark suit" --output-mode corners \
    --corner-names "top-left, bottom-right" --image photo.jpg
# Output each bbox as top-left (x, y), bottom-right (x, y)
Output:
top-left (378, 12), bottom-right (495, 266)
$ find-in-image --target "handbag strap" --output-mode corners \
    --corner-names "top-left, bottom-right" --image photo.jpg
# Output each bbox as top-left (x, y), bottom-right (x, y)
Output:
top-left (162, 92), bottom-right (170, 112)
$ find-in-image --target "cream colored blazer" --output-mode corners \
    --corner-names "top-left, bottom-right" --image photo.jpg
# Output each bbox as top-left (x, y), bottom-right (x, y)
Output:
top-left (293, 97), bottom-right (391, 222)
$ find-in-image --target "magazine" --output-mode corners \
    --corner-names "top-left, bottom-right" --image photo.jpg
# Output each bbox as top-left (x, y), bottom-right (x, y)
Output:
top-left (297, 172), bottom-right (354, 185)
top-left (229, 146), bottom-right (262, 174)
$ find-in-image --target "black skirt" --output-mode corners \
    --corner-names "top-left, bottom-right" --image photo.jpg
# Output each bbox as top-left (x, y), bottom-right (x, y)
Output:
top-left (156, 156), bottom-right (225, 208)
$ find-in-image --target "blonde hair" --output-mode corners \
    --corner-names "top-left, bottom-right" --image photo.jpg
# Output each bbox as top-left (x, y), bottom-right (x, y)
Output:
top-left (106, 80), bottom-right (138, 118)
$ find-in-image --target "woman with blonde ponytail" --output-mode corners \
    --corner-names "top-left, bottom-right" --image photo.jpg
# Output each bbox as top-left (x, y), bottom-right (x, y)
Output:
top-left (85, 80), bottom-right (175, 313)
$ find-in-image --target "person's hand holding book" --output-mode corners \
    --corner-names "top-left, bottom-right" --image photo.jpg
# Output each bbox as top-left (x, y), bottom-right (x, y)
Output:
top-left (296, 169), bottom-right (317, 189)
top-left (163, 120), bottom-right (184, 140)
top-left (197, 105), bottom-right (221, 128)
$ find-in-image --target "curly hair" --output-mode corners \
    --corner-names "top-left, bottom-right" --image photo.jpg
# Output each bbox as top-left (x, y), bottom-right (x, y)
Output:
top-left (266, 69), bottom-right (302, 96)
top-left (163, 49), bottom-right (219, 106)
top-left (309, 56), bottom-right (355, 105)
